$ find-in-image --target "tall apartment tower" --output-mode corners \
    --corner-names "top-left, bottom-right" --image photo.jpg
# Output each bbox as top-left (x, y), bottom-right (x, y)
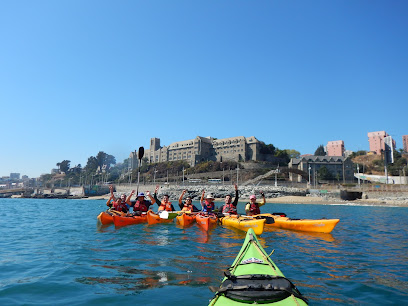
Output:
top-left (368, 131), bottom-right (388, 155)
top-left (403, 135), bottom-right (408, 153)
top-left (368, 131), bottom-right (396, 156)
top-left (326, 140), bottom-right (344, 156)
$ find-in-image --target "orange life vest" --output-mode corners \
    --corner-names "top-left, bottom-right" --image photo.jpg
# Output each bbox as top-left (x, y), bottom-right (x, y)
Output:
top-left (158, 201), bottom-right (173, 212)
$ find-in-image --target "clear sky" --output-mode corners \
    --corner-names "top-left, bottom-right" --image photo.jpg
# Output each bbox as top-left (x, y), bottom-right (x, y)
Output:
top-left (1, 0), bottom-right (407, 178)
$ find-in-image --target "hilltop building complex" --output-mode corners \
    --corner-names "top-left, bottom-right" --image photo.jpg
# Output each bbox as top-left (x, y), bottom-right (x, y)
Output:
top-left (129, 136), bottom-right (275, 168)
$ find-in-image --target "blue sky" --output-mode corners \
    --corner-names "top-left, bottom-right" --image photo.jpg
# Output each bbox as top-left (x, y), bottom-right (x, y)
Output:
top-left (1, 0), bottom-right (407, 178)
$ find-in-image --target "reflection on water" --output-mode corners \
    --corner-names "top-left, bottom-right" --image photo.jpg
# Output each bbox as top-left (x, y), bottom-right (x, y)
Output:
top-left (80, 254), bottom-right (213, 294)
top-left (265, 227), bottom-right (335, 242)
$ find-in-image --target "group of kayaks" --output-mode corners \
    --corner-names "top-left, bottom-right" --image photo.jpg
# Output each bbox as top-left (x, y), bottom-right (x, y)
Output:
top-left (97, 209), bottom-right (339, 305)
top-left (98, 210), bottom-right (339, 235)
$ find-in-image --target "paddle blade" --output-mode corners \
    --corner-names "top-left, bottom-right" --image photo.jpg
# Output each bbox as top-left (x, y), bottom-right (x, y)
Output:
top-left (159, 211), bottom-right (169, 219)
top-left (138, 147), bottom-right (144, 160)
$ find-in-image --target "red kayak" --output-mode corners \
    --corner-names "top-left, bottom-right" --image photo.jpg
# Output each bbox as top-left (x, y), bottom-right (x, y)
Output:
top-left (196, 213), bottom-right (217, 231)
top-left (112, 213), bottom-right (147, 227)
top-left (147, 210), bottom-right (174, 225)
top-left (97, 210), bottom-right (123, 225)
top-left (176, 212), bottom-right (196, 227)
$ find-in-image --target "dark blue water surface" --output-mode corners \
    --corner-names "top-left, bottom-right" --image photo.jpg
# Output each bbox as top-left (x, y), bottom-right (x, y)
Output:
top-left (1, 198), bottom-right (407, 305)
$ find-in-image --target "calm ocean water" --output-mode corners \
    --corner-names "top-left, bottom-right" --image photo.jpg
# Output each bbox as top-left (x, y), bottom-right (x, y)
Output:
top-left (1, 198), bottom-right (407, 305)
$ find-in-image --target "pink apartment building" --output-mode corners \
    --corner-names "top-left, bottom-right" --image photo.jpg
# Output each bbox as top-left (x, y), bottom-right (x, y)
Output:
top-left (368, 131), bottom-right (396, 155)
top-left (403, 135), bottom-right (408, 153)
top-left (326, 140), bottom-right (344, 156)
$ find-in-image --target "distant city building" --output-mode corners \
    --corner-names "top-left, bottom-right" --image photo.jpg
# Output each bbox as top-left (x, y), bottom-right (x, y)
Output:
top-left (344, 150), bottom-right (353, 158)
top-left (10, 173), bottom-right (20, 180)
top-left (403, 135), bottom-right (408, 153)
top-left (130, 136), bottom-right (272, 168)
top-left (288, 156), bottom-right (354, 183)
top-left (326, 140), bottom-right (345, 156)
top-left (367, 131), bottom-right (396, 155)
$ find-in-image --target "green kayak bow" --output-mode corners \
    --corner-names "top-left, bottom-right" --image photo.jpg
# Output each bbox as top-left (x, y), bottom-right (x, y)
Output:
top-left (209, 228), bottom-right (308, 305)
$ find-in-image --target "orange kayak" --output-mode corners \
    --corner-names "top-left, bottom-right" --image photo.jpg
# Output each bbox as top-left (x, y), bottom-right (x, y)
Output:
top-left (97, 210), bottom-right (123, 225)
top-left (257, 213), bottom-right (340, 233)
top-left (147, 210), bottom-right (174, 225)
top-left (176, 212), bottom-right (196, 227)
top-left (196, 213), bottom-right (217, 231)
top-left (112, 213), bottom-right (147, 226)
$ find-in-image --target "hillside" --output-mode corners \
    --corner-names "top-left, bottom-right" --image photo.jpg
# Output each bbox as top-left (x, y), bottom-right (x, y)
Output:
top-left (352, 154), bottom-right (384, 175)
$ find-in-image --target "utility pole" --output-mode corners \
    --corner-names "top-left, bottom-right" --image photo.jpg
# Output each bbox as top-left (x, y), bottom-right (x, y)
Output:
top-left (182, 167), bottom-right (186, 186)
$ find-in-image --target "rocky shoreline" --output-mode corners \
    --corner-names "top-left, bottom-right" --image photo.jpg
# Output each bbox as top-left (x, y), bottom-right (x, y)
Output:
top-left (84, 184), bottom-right (408, 207)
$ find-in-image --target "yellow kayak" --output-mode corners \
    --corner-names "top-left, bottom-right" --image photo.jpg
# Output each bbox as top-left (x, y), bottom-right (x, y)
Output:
top-left (221, 215), bottom-right (266, 235)
top-left (257, 213), bottom-right (340, 233)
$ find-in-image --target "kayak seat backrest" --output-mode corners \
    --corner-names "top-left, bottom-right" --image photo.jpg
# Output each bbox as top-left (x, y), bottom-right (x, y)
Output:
top-left (217, 274), bottom-right (307, 303)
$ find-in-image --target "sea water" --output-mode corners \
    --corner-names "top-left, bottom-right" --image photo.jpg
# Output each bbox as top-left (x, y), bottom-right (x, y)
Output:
top-left (0, 198), bottom-right (407, 305)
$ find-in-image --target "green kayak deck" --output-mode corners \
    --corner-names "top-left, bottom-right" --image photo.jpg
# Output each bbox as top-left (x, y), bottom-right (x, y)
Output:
top-left (209, 228), bottom-right (308, 305)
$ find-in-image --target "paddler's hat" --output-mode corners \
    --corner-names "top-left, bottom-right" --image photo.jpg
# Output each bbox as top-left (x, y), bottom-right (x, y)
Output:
top-left (250, 195), bottom-right (256, 200)
top-left (206, 193), bottom-right (215, 199)
top-left (137, 192), bottom-right (145, 197)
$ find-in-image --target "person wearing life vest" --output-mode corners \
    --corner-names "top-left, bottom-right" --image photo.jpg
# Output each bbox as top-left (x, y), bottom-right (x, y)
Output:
top-left (154, 185), bottom-right (176, 212)
top-left (132, 191), bottom-right (155, 215)
top-left (221, 184), bottom-right (239, 215)
top-left (178, 189), bottom-right (200, 212)
top-left (200, 190), bottom-right (216, 213)
top-left (245, 192), bottom-right (266, 216)
top-left (107, 185), bottom-right (133, 213)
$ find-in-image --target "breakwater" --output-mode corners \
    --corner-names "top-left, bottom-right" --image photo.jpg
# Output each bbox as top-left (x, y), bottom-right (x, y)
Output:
top-left (115, 184), bottom-right (308, 200)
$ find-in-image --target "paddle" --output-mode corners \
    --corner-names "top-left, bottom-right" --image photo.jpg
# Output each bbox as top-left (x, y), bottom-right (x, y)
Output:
top-left (136, 146), bottom-right (144, 195)
top-left (159, 211), bottom-right (178, 219)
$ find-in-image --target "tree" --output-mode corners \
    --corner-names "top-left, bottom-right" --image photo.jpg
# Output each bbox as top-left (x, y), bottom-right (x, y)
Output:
top-left (285, 149), bottom-right (301, 159)
top-left (274, 149), bottom-right (290, 164)
top-left (314, 145), bottom-right (326, 156)
top-left (96, 151), bottom-right (116, 172)
top-left (57, 160), bottom-right (70, 173)
top-left (350, 150), bottom-right (367, 158)
top-left (85, 156), bottom-right (98, 173)
top-left (318, 166), bottom-right (333, 180)
top-left (259, 143), bottom-right (276, 155)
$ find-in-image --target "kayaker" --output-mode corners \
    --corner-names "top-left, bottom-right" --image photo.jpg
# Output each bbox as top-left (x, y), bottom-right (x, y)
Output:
top-left (131, 191), bottom-right (156, 215)
top-left (109, 185), bottom-right (134, 213)
top-left (221, 184), bottom-right (239, 215)
top-left (200, 190), bottom-right (216, 213)
top-left (245, 192), bottom-right (266, 216)
top-left (178, 189), bottom-right (200, 212)
top-left (154, 185), bottom-right (176, 212)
